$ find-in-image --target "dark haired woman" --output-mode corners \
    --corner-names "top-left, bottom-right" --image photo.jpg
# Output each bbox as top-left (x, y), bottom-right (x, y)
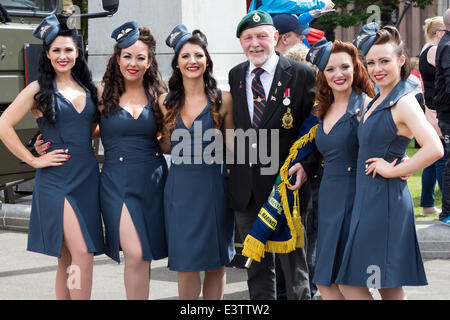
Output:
top-left (35, 21), bottom-right (168, 299)
top-left (162, 25), bottom-right (235, 300)
top-left (98, 22), bottom-right (168, 300)
top-left (305, 39), bottom-right (376, 300)
top-left (336, 24), bottom-right (443, 300)
top-left (0, 15), bottom-right (104, 299)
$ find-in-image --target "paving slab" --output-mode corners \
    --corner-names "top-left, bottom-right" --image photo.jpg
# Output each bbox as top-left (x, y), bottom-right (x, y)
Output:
top-left (1, 230), bottom-right (449, 300)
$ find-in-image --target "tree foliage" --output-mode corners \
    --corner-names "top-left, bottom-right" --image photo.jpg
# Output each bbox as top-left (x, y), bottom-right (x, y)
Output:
top-left (311, 0), bottom-right (434, 30)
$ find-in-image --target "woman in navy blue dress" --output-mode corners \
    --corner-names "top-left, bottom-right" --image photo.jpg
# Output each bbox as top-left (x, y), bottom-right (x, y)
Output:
top-left (305, 39), bottom-right (376, 299)
top-left (0, 15), bottom-right (104, 299)
top-left (161, 25), bottom-right (235, 300)
top-left (98, 22), bottom-right (168, 300)
top-left (336, 24), bottom-right (444, 300)
top-left (35, 22), bottom-right (168, 300)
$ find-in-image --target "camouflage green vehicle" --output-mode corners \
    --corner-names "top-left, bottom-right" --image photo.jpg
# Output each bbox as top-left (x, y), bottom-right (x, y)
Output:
top-left (0, 0), bottom-right (118, 200)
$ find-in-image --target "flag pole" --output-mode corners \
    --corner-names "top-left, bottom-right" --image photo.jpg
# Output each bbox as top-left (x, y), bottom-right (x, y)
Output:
top-left (245, 257), bottom-right (253, 268)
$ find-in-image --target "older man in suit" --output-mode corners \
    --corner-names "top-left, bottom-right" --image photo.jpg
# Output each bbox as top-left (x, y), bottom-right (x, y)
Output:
top-left (228, 10), bottom-right (320, 300)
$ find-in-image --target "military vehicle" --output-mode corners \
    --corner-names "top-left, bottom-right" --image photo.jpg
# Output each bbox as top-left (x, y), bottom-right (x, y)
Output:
top-left (0, 0), bottom-right (118, 202)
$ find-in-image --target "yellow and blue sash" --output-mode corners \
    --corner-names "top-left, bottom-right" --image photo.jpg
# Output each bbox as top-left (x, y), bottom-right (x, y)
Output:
top-left (242, 111), bottom-right (318, 262)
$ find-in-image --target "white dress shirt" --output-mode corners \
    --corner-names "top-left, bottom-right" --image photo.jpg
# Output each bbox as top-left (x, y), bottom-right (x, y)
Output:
top-left (245, 52), bottom-right (279, 121)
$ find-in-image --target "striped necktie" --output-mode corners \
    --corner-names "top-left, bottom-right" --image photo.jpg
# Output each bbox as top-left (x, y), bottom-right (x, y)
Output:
top-left (251, 67), bottom-right (266, 128)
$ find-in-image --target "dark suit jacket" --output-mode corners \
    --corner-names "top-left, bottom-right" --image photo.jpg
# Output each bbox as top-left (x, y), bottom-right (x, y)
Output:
top-left (228, 53), bottom-right (320, 212)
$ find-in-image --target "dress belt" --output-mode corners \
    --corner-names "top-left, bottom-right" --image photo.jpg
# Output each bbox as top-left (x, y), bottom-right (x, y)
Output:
top-left (104, 149), bottom-right (163, 164)
top-left (323, 161), bottom-right (358, 175)
top-left (47, 143), bottom-right (95, 155)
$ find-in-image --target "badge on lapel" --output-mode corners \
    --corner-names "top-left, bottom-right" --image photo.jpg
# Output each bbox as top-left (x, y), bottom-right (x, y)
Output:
top-left (282, 88), bottom-right (293, 129)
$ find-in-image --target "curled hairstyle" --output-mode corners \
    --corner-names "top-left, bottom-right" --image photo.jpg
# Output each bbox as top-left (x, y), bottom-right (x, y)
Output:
top-left (371, 25), bottom-right (411, 81)
top-left (164, 30), bottom-right (222, 134)
top-left (34, 18), bottom-right (98, 125)
top-left (101, 27), bottom-right (167, 132)
top-left (423, 16), bottom-right (444, 42)
top-left (314, 40), bottom-right (376, 117)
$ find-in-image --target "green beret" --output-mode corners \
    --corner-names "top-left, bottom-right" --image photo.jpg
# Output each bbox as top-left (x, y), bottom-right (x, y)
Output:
top-left (236, 10), bottom-right (274, 38)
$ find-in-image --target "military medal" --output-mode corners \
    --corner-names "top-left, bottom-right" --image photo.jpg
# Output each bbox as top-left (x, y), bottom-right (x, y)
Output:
top-left (283, 88), bottom-right (291, 106)
top-left (282, 88), bottom-right (293, 129)
top-left (282, 108), bottom-right (293, 129)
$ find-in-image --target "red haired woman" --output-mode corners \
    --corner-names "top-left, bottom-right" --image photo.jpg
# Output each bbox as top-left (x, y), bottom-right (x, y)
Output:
top-left (305, 38), bottom-right (376, 299)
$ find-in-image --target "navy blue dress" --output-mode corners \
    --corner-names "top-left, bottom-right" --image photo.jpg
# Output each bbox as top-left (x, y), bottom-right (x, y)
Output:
top-left (336, 79), bottom-right (428, 288)
top-left (28, 79), bottom-right (105, 257)
top-left (100, 93), bottom-right (168, 263)
top-left (164, 101), bottom-right (235, 272)
top-left (313, 91), bottom-right (365, 286)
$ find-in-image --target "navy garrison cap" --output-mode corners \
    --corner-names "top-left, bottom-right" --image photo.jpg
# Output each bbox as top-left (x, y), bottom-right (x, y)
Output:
top-left (33, 14), bottom-right (60, 45)
top-left (353, 22), bottom-right (380, 56)
top-left (111, 21), bottom-right (140, 48)
top-left (305, 37), bottom-right (333, 71)
top-left (166, 24), bottom-right (192, 53)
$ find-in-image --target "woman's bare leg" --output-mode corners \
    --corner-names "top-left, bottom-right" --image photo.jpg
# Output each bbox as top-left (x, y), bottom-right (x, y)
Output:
top-left (316, 283), bottom-right (346, 300)
top-left (203, 267), bottom-right (226, 300)
top-left (62, 198), bottom-right (94, 300)
top-left (178, 271), bottom-right (201, 300)
top-left (119, 204), bottom-right (151, 300)
top-left (55, 243), bottom-right (71, 300)
top-left (379, 287), bottom-right (406, 300)
top-left (338, 284), bottom-right (373, 300)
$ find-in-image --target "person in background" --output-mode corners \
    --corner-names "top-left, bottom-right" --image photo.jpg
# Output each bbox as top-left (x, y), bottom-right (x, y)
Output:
top-left (272, 13), bottom-right (313, 300)
top-left (409, 57), bottom-right (423, 98)
top-left (284, 39), bottom-right (320, 299)
top-left (248, 0), bottom-right (335, 15)
top-left (273, 13), bottom-right (310, 55)
top-left (410, 57), bottom-right (422, 84)
top-left (285, 42), bottom-right (317, 70)
top-left (419, 16), bottom-right (447, 217)
top-left (433, 9), bottom-right (450, 226)
top-left (248, 0), bottom-right (335, 48)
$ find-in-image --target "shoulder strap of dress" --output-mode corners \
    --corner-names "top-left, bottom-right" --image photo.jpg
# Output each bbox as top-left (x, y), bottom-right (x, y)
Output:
top-left (362, 93), bottom-right (378, 117)
top-left (357, 93), bottom-right (368, 116)
top-left (346, 91), bottom-right (365, 116)
top-left (73, 76), bottom-right (91, 95)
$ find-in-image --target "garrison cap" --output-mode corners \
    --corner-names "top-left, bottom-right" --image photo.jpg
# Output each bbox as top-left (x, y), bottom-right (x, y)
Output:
top-left (166, 24), bottom-right (192, 53)
top-left (111, 21), bottom-right (140, 49)
top-left (305, 36), bottom-right (333, 71)
top-left (353, 22), bottom-right (380, 56)
top-left (236, 10), bottom-right (273, 38)
top-left (33, 14), bottom-right (60, 45)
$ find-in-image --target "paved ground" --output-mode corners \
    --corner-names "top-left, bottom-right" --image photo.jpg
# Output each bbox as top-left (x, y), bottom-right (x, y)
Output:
top-left (0, 229), bottom-right (449, 300)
